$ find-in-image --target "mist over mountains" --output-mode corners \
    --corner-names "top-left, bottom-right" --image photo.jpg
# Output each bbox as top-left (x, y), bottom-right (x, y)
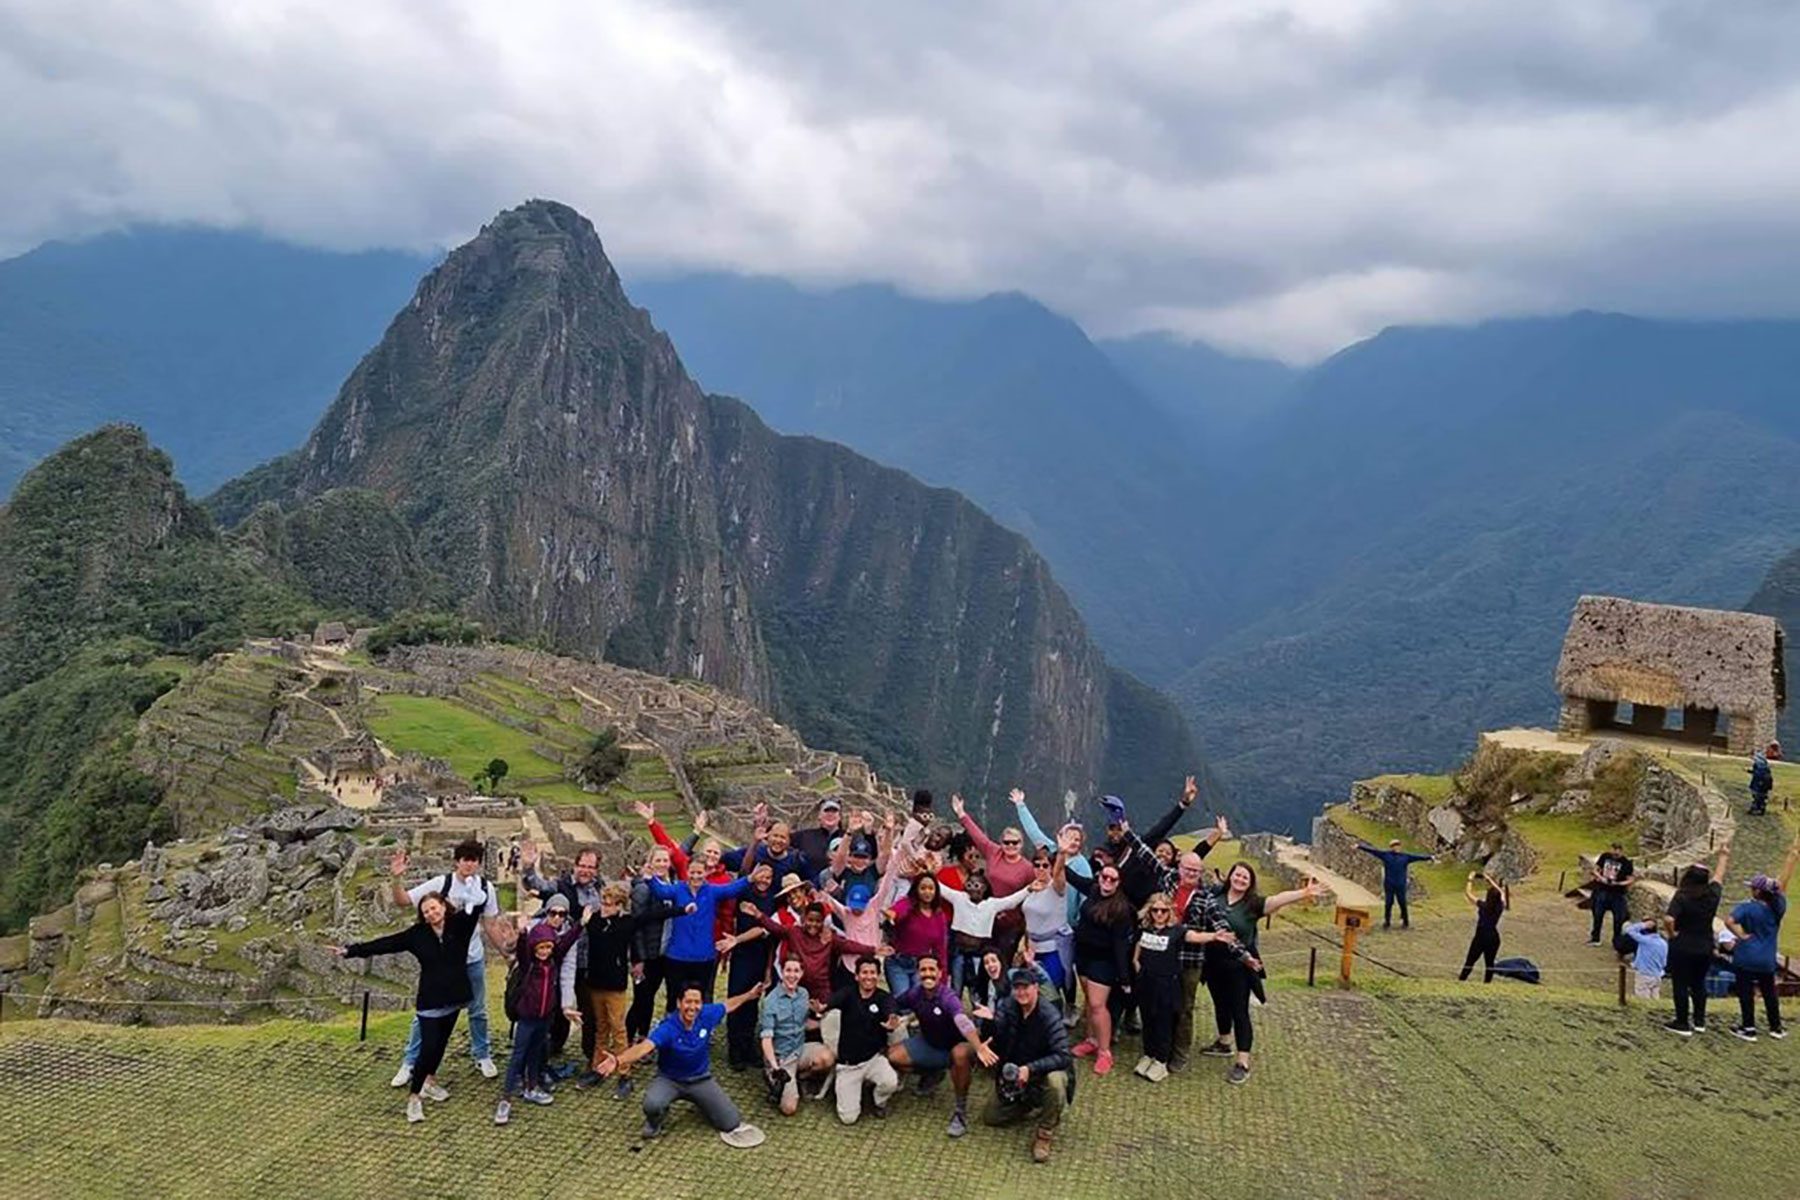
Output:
top-left (5, 224), bottom-right (1800, 830)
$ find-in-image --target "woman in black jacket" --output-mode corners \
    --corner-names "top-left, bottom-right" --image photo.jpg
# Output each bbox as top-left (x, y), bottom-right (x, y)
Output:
top-left (333, 892), bottom-right (494, 1123)
top-left (1064, 861), bottom-right (1137, 1076)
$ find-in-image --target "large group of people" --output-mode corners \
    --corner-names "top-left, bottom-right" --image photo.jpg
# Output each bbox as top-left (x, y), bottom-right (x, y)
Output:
top-left (332, 779), bottom-right (1323, 1159)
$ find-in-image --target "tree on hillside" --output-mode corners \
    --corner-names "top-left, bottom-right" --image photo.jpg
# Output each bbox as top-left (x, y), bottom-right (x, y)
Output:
top-left (577, 728), bottom-right (627, 789)
top-left (485, 758), bottom-right (509, 792)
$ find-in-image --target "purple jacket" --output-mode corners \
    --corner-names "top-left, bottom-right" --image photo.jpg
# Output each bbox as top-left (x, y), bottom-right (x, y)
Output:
top-left (513, 923), bottom-right (582, 1020)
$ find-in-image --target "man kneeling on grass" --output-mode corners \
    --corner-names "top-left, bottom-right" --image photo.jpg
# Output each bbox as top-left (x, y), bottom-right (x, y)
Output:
top-left (597, 982), bottom-right (767, 1148)
top-left (982, 968), bottom-right (1074, 1164)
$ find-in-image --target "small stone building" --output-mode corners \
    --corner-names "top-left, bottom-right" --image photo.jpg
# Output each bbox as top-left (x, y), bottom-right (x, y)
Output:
top-left (313, 621), bottom-right (351, 649)
top-left (1555, 595), bottom-right (1786, 754)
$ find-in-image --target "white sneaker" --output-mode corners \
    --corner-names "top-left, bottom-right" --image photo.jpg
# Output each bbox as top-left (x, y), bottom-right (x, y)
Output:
top-left (477, 1057), bottom-right (499, 1079)
top-left (405, 1096), bottom-right (424, 1123)
top-left (493, 1099), bottom-right (511, 1125)
top-left (1144, 1059), bottom-right (1170, 1082)
top-left (390, 1064), bottom-right (414, 1088)
top-left (420, 1081), bottom-right (450, 1102)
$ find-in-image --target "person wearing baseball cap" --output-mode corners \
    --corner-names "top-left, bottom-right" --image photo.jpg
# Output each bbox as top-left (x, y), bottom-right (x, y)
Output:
top-left (980, 966), bottom-right (1074, 1163)
top-left (792, 797), bottom-right (846, 879)
top-left (1723, 839), bottom-right (1797, 1041)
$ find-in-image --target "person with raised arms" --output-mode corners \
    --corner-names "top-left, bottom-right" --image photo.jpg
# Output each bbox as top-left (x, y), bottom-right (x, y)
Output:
top-left (331, 854), bottom-right (510, 1122)
top-left (759, 956), bottom-right (834, 1115)
top-left (493, 900), bottom-right (586, 1124)
top-left (596, 981), bottom-right (767, 1147)
top-left (886, 952), bottom-right (997, 1137)
top-left (718, 860), bottom-right (783, 1070)
top-left (980, 967), bottom-right (1075, 1164)
top-left (1198, 863), bottom-right (1321, 1085)
top-left (515, 838), bottom-right (604, 1073)
top-left (750, 900), bottom-right (886, 1003)
top-left (1663, 843), bottom-right (1730, 1036)
top-left (939, 871), bottom-right (1031, 996)
top-left (1457, 871), bottom-right (1509, 983)
top-left (1064, 859), bottom-right (1137, 1075)
top-left (646, 854), bottom-right (754, 1006)
top-left (382, 841), bottom-right (508, 1088)
top-left (1018, 846), bottom-right (1072, 993)
top-left (792, 796), bottom-right (847, 880)
top-left (1357, 837), bottom-right (1433, 931)
top-left (1132, 891), bottom-right (1238, 1081)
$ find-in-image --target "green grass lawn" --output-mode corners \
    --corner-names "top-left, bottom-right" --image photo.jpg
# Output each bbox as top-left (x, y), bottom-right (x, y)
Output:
top-left (363, 694), bottom-right (600, 813)
top-left (1364, 772), bottom-right (1457, 804)
top-left (3, 981), bottom-right (1793, 1199)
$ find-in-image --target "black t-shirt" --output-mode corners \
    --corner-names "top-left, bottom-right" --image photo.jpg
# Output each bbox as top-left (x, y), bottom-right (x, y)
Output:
top-left (1134, 925), bottom-right (1188, 979)
top-left (1666, 883), bottom-right (1722, 954)
top-left (1594, 852), bottom-right (1633, 892)
top-left (1474, 889), bottom-right (1506, 934)
top-left (829, 984), bottom-right (895, 1065)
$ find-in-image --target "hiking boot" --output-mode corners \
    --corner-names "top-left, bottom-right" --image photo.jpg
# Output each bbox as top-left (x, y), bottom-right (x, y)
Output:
top-left (1200, 1040), bottom-right (1233, 1057)
top-left (574, 1070), bottom-right (603, 1090)
top-left (1094, 1049), bottom-right (1115, 1076)
top-left (405, 1096), bottom-right (425, 1123)
top-left (420, 1081), bottom-right (450, 1102)
top-left (1227, 1062), bottom-right (1251, 1085)
top-left (947, 1109), bottom-right (968, 1138)
top-left (1732, 1026), bottom-right (1759, 1042)
top-left (477, 1057), bottom-right (499, 1079)
top-left (1071, 1039), bottom-right (1098, 1058)
top-left (1031, 1128), bottom-right (1053, 1163)
top-left (1663, 1020), bottom-right (1693, 1037)
top-left (390, 1063), bottom-right (414, 1089)
top-left (614, 1077), bottom-right (635, 1099)
top-left (523, 1087), bottom-right (555, 1105)
top-left (493, 1099), bottom-right (511, 1125)
top-left (1144, 1059), bottom-right (1170, 1082)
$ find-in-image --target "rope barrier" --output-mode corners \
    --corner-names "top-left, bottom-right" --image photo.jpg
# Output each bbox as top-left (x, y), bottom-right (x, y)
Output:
top-left (10, 991), bottom-right (360, 1009)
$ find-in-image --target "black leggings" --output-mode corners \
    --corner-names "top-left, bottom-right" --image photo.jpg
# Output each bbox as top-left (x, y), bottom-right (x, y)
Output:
top-left (1459, 927), bottom-right (1500, 982)
top-left (412, 1009), bottom-right (461, 1095)
top-left (1138, 971), bottom-right (1180, 1062)
top-left (1668, 946), bottom-right (1711, 1028)
top-left (1205, 959), bottom-right (1254, 1053)
top-left (628, 958), bottom-right (668, 1042)
top-left (1737, 970), bottom-right (1783, 1032)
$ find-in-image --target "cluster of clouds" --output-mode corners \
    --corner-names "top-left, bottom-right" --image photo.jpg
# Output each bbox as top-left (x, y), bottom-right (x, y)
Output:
top-left (5, 0), bottom-right (1800, 359)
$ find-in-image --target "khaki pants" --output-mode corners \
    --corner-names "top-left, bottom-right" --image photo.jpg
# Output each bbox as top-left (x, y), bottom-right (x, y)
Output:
top-left (777, 1044), bottom-right (834, 1109)
top-left (590, 987), bottom-right (631, 1067)
top-left (981, 1069), bottom-right (1069, 1133)
top-left (1633, 972), bottom-right (1663, 1001)
top-left (1171, 966), bottom-right (1203, 1065)
top-left (833, 1055), bottom-right (899, 1124)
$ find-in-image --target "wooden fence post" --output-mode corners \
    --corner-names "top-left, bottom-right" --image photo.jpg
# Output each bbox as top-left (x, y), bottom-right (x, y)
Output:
top-left (360, 990), bottom-right (371, 1042)
top-left (1308, 947), bottom-right (1318, 987)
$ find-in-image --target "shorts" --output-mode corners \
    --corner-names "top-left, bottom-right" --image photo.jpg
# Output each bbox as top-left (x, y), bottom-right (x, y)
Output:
top-left (900, 1035), bottom-right (953, 1072)
top-left (1079, 956), bottom-right (1120, 987)
top-left (1633, 972), bottom-right (1663, 1000)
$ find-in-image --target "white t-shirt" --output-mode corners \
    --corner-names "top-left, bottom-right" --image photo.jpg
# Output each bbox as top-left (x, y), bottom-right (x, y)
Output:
top-left (408, 873), bottom-right (499, 963)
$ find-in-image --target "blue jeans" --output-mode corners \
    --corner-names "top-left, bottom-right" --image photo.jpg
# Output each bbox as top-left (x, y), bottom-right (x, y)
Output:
top-left (885, 954), bottom-right (920, 998)
top-left (505, 1016), bottom-right (550, 1096)
top-left (404, 957), bottom-right (491, 1065)
top-left (1383, 885), bottom-right (1410, 927)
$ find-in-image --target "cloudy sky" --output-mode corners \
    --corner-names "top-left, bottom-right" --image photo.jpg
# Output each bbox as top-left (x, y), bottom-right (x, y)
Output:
top-left (5, 0), bottom-right (1800, 360)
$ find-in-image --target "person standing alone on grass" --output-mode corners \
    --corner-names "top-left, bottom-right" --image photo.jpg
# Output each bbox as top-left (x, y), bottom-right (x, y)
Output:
top-left (1747, 747), bottom-right (1774, 816)
top-left (383, 842), bottom-right (507, 1087)
top-left (1457, 872), bottom-right (1508, 983)
top-left (1662, 844), bottom-right (1729, 1036)
top-left (1723, 834), bottom-right (1797, 1041)
top-left (1358, 838), bottom-right (1432, 929)
top-left (1587, 841), bottom-right (1635, 946)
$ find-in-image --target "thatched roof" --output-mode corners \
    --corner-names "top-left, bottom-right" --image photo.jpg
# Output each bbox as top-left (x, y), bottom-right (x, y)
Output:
top-left (1555, 595), bottom-right (1786, 713)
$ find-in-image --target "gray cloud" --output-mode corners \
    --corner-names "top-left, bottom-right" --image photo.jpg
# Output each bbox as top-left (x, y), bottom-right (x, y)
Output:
top-left (3, 0), bottom-right (1799, 359)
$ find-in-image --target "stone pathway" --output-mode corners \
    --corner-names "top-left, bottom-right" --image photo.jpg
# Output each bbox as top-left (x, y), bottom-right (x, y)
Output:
top-left (1272, 837), bottom-right (1378, 908)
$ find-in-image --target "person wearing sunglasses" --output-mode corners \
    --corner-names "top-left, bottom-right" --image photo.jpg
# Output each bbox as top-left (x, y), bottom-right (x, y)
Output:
top-left (950, 791), bottom-right (1036, 960)
top-left (1132, 892), bottom-right (1236, 1081)
top-left (1064, 861), bottom-right (1137, 1075)
top-left (1020, 847), bottom-right (1072, 990)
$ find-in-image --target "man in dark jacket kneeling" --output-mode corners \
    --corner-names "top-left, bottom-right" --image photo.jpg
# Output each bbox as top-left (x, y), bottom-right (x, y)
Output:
top-left (983, 967), bottom-right (1075, 1163)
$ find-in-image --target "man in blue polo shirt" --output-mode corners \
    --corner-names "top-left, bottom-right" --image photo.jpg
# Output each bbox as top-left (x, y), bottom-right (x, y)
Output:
top-left (598, 980), bottom-right (766, 1145)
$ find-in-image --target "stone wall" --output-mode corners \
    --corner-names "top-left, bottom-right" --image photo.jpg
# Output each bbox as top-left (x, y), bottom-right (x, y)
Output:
top-left (1635, 763), bottom-right (1711, 857)
top-left (1308, 816), bottom-right (1427, 899)
top-left (1346, 781), bottom-right (1438, 845)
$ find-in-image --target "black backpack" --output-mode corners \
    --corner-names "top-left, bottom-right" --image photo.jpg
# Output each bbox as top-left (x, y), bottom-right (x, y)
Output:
top-left (503, 953), bottom-right (528, 1023)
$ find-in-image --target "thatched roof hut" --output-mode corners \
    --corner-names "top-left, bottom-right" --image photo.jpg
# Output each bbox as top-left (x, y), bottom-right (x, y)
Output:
top-left (1555, 595), bottom-right (1785, 753)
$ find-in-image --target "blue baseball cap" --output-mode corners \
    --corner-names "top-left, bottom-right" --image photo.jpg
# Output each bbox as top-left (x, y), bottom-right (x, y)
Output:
top-left (846, 882), bottom-right (875, 912)
top-left (1099, 795), bottom-right (1127, 825)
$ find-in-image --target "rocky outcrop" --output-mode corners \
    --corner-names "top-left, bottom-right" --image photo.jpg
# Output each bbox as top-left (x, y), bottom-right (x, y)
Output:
top-left (235, 200), bottom-right (1201, 805)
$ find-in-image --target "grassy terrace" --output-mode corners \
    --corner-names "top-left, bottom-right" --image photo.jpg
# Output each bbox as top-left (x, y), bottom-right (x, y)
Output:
top-left (2, 979), bottom-right (1793, 1199)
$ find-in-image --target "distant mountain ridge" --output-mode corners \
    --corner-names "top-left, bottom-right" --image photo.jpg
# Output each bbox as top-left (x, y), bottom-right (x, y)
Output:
top-left (219, 201), bottom-right (1204, 811)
